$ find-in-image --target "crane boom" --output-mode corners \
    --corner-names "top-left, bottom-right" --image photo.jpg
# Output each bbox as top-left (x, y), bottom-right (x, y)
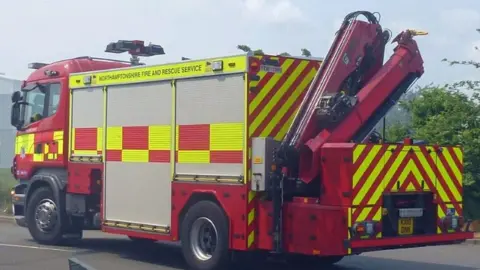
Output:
top-left (277, 11), bottom-right (426, 184)
top-left (269, 10), bottom-right (427, 253)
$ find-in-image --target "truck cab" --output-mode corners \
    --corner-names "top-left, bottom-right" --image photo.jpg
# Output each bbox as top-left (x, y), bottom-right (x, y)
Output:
top-left (9, 57), bottom-right (130, 229)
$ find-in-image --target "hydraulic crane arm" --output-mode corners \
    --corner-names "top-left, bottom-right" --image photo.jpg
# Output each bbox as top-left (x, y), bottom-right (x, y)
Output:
top-left (282, 11), bottom-right (390, 150)
top-left (277, 11), bottom-right (390, 177)
top-left (297, 29), bottom-right (426, 183)
top-left (277, 11), bottom-right (426, 184)
top-left (268, 11), bottom-right (426, 253)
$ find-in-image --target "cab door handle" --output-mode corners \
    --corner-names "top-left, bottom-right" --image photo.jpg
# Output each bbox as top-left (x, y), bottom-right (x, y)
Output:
top-left (35, 143), bottom-right (43, 154)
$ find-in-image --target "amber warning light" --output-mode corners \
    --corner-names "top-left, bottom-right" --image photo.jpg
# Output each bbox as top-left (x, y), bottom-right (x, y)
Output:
top-left (28, 62), bottom-right (48, 69)
top-left (105, 40), bottom-right (165, 66)
top-left (105, 40), bottom-right (165, 57)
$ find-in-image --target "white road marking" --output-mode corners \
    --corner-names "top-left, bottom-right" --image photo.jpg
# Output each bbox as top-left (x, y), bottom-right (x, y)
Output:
top-left (0, 243), bottom-right (73, 252)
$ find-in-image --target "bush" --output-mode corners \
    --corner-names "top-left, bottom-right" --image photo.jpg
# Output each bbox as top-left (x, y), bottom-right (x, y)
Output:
top-left (0, 169), bottom-right (15, 214)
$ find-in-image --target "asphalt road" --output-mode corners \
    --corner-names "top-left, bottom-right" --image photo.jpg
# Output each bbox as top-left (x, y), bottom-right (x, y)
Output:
top-left (0, 219), bottom-right (479, 270)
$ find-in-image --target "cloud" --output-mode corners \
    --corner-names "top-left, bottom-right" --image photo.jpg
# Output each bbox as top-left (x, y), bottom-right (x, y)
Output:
top-left (241, 0), bottom-right (305, 23)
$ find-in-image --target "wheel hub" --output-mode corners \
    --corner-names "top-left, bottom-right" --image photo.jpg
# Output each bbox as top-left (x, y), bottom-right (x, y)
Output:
top-left (190, 217), bottom-right (218, 261)
top-left (34, 199), bottom-right (58, 233)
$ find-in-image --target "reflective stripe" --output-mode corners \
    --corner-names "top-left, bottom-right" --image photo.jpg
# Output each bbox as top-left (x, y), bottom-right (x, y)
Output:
top-left (69, 55), bottom-right (248, 89)
top-left (351, 144), bottom-right (464, 234)
top-left (71, 127), bottom-right (102, 156)
top-left (105, 125), bottom-right (171, 163)
top-left (176, 123), bottom-right (243, 163)
top-left (15, 130), bottom-right (64, 163)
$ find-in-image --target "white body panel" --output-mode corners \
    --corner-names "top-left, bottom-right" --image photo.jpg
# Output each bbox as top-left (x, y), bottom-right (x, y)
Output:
top-left (104, 81), bottom-right (172, 226)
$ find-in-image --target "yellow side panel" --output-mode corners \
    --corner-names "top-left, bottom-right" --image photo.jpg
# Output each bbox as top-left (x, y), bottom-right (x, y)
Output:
top-left (149, 125), bottom-right (171, 150)
top-left (210, 123), bottom-right (243, 151)
top-left (69, 55), bottom-right (248, 88)
top-left (177, 150), bottom-right (210, 163)
top-left (107, 127), bottom-right (122, 150)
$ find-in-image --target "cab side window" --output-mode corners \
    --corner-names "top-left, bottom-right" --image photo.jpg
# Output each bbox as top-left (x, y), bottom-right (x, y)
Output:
top-left (23, 83), bottom-right (61, 125)
top-left (46, 83), bottom-right (61, 116)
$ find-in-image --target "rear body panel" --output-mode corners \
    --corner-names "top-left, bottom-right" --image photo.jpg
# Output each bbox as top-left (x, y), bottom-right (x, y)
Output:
top-left (316, 142), bottom-right (471, 253)
top-left (351, 143), bottom-right (463, 235)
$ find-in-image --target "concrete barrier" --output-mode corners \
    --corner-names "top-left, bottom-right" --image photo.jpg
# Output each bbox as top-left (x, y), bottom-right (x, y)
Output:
top-left (68, 258), bottom-right (96, 270)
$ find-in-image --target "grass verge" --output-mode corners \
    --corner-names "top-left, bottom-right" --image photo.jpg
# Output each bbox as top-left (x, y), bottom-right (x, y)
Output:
top-left (0, 168), bottom-right (15, 214)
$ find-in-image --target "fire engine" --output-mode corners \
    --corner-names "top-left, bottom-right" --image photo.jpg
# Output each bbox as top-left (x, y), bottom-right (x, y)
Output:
top-left (9, 11), bottom-right (474, 270)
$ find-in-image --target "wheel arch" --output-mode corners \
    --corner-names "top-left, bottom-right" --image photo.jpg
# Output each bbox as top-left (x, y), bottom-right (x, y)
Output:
top-left (177, 191), bottom-right (228, 241)
top-left (25, 168), bottom-right (68, 218)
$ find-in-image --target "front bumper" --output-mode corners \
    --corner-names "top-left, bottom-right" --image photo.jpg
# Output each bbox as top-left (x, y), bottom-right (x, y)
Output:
top-left (349, 232), bottom-right (474, 250)
top-left (11, 186), bottom-right (26, 227)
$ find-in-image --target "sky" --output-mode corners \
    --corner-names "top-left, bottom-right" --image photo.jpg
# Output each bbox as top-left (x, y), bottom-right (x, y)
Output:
top-left (0, 0), bottom-right (479, 88)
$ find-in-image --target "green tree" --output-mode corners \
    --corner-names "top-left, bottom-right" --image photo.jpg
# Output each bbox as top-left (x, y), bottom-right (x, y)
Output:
top-left (397, 86), bottom-right (480, 219)
top-left (236, 45), bottom-right (264, 56)
top-left (441, 29), bottom-right (480, 91)
top-left (236, 45), bottom-right (311, 57)
top-left (385, 121), bottom-right (411, 142)
top-left (301, 48), bottom-right (312, 57)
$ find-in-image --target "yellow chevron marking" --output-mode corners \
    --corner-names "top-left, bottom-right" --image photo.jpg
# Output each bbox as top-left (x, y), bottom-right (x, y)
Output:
top-left (274, 68), bottom-right (317, 140)
top-left (247, 230), bottom-right (255, 248)
top-left (453, 147), bottom-right (463, 163)
top-left (353, 145), bottom-right (382, 188)
top-left (441, 148), bottom-right (462, 185)
top-left (259, 62), bottom-right (311, 137)
top-left (250, 61), bottom-right (308, 136)
top-left (435, 154), bottom-right (462, 201)
top-left (248, 209), bottom-right (255, 225)
top-left (249, 59), bottom-right (295, 114)
top-left (353, 144), bottom-right (367, 163)
top-left (353, 146), bottom-right (396, 205)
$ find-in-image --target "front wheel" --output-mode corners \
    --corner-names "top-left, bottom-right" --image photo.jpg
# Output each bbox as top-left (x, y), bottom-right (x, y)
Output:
top-left (26, 187), bottom-right (64, 245)
top-left (180, 201), bottom-right (230, 270)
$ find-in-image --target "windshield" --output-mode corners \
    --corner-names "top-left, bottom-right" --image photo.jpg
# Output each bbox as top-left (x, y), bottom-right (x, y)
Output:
top-left (19, 83), bottom-right (61, 127)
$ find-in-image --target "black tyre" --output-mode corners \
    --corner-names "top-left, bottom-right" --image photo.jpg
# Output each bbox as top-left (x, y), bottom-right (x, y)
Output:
top-left (180, 201), bottom-right (230, 270)
top-left (26, 187), bottom-right (64, 245)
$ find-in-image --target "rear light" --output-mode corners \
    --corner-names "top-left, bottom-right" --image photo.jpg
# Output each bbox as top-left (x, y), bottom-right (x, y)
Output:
top-left (351, 220), bottom-right (382, 238)
top-left (249, 58), bottom-right (261, 73)
top-left (440, 215), bottom-right (464, 232)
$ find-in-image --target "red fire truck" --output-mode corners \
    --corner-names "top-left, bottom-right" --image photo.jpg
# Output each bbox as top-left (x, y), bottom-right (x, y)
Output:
top-left (9, 11), bottom-right (474, 270)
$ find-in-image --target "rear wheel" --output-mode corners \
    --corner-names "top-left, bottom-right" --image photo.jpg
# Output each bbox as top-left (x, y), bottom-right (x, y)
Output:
top-left (180, 201), bottom-right (230, 270)
top-left (26, 187), bottom-right (64, 245)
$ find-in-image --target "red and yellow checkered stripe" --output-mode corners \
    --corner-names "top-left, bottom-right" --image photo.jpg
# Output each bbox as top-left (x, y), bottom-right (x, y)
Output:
top-left (352, 144), bottom-right (463, 234)
top-left (105, 125), bottom-right (171, 163)
top-left (71, 128), bottom-right (103, 156)
top-left (73, 123), bottom-right (244, 163)
top-left (176, 123), bottom-right (243, 164)
top-left (15, 130), bottom-right (64, 162)
top-left (245, 56), bottom-right (322, 248)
